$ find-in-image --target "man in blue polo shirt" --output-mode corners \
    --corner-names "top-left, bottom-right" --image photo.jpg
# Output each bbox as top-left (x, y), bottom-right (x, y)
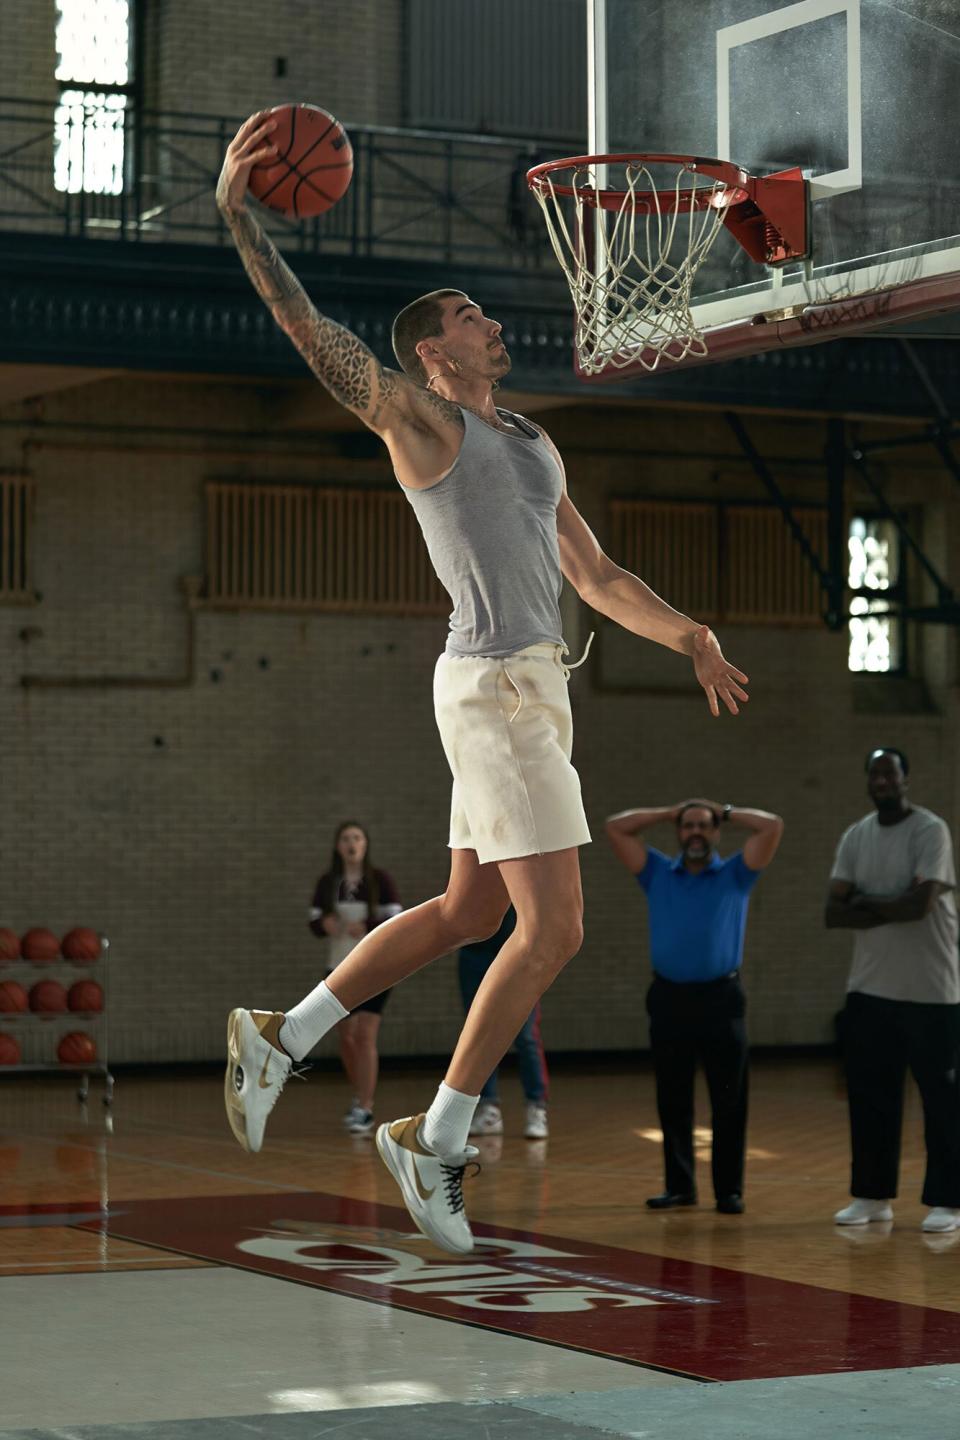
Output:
top-left (606, 798), bottom-right (784, 1214)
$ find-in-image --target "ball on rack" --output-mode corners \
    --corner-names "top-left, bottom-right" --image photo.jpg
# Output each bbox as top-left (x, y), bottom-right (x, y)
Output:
top-left (61, 928), bottom-right (101, 964)
top-left (21, 927), bottom-right (61, 963)
top-left (0, 980), bottom-right (28, 1013)
top-left (68, 979), bottom-right (104, 1013)
top-left (0, 928), bottom-right (20, 963)
top-left (247, 103), bottom-right (353, 218)
top-left (58, 1031), bottom-right (97, 1065)
top-left (29, 980), bottom-right (68, 1014)
top-left (0, 1033), bottom-right (21, 1064)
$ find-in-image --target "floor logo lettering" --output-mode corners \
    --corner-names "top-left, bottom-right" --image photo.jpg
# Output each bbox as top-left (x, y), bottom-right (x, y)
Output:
top-left (237, 1224), bottom-right (666, 1313)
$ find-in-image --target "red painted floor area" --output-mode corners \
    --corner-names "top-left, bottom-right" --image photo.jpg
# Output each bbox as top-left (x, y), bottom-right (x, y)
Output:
top-left (65, 1190), bottom-right (960, 1382)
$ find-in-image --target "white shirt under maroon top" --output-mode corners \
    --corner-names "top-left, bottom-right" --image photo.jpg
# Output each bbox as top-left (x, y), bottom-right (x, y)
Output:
top-left (308, 869), bottom-right (402, 971)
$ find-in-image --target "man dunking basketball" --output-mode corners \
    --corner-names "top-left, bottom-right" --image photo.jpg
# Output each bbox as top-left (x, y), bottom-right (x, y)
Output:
top-left (216, 111), bottom-right (750, 1255)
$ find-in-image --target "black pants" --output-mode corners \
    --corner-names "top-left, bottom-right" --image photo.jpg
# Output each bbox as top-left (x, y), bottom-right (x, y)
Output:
top-left (646, 973), bottom-right (749, 1199)
top-left (843, 991), bottom-right (960, 1207)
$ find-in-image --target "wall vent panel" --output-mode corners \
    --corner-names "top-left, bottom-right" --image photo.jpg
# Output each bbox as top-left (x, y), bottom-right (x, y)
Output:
top-left (609, 498), bottom-right (827, 627)
top-left (205, 482), bottom-right (447, 616)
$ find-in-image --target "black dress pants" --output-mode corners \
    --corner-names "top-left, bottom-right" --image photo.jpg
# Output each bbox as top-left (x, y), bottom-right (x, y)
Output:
top-left (646, 973), bottom-right (749, 1200)
top-left (843, 991), bottom-right (960, 1206)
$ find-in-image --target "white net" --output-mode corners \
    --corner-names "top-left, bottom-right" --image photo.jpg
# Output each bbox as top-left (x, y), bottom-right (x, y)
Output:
top-left (531, 160), bottom-right (734, 375)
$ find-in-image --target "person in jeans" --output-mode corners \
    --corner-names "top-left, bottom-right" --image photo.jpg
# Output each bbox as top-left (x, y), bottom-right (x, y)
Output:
top-left (826, 747), bottom-right (960, 1233)
top-left (606, 798), bottom-right (783, 1214)
top-left (459, 909), bottom-right (549, 1140)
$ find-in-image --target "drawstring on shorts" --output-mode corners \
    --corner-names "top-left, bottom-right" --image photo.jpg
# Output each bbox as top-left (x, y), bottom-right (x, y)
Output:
top-left (560, 630), bottom-right (595, 680)
top-left (503, 631), bottom-right (595, 723)
top-left (503, 666), bottom-right (525, 723)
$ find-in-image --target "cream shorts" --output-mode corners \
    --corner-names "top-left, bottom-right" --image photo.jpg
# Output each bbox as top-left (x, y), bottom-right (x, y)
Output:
top-left (433, 641), bottom-right (592, 866)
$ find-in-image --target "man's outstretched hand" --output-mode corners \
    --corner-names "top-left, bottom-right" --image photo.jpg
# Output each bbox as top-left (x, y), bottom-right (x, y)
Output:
top-left (692, 625), bottom-right (749, 717)
top-left (216, 111), bottom-right (279, 213)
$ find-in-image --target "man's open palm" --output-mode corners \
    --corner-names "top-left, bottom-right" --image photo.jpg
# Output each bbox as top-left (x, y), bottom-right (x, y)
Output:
top-left (692, 625), bottom-right (749, 717)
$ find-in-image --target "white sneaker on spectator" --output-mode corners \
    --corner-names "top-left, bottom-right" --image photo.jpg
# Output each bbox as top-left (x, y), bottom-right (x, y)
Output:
top-left (343, 1099), bottom-right (363, 1129)
top-left (921, 1207), bottom-right (960, 1233)
top-left (347, 1108), bottom-right (375, 1136)
top-left (524, 1103), bottom-right (549, 1140)
top-left (469, 1102), bottom-right (503, 1136)
top-left (833, 1198), bottom-right (893, 1225)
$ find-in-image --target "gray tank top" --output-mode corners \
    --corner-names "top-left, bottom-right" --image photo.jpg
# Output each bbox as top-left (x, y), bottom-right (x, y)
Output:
top-left (401, 406), bottom-right (565, 658)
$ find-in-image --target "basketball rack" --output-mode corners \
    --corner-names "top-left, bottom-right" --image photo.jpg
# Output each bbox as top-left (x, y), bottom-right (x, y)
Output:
top-left (0, 937), bottom-right (114, 1106)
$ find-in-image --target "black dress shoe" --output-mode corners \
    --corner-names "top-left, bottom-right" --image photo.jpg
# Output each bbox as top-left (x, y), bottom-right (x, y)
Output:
top-left (716, 1194), bottom-right (745, 1214)
top-left (646, 1191), bottom-right (697, 1210)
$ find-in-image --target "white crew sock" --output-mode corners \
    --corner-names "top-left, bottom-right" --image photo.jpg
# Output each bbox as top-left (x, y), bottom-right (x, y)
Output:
top-left (279, 980), bottom-right (348, 1062)
top-left (420, 1081), bottom-right (480, 1158)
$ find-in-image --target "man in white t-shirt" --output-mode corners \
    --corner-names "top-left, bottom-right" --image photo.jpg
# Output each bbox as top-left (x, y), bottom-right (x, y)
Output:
top-left (826, 747), bottom-right (960, 1233)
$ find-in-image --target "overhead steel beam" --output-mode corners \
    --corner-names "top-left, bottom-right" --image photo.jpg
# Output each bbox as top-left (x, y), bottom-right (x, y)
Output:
top-left (898, 339), bottom-right (960, 491)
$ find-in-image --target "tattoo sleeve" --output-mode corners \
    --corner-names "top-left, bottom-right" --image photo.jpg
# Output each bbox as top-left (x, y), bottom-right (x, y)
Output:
top-left (222, 203), bottom-right (398, 420)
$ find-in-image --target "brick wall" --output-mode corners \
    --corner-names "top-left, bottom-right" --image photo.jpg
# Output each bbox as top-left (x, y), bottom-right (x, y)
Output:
top-left (2, 3), bottom-right (958, 1066)
top-left (1, 1), bottom-right (56, 102)
top-left (153, 0), bottom-right (404, 126)
top-left (5, 1), bottom-right (404, 123)
top-left (1, 379), bottom-right (957, 1064)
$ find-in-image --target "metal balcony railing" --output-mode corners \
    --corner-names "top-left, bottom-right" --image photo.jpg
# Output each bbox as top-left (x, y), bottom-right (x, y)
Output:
top-left (0, 96), bottom-right (557, 269)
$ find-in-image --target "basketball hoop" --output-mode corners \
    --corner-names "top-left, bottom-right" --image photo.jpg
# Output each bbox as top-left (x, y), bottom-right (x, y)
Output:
top-left (528, 153), bottom-right (808, 376)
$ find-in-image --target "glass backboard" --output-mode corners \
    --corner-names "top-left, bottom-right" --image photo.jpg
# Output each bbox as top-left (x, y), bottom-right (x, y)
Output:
top-left (583, 0), bottom-right (960, 372)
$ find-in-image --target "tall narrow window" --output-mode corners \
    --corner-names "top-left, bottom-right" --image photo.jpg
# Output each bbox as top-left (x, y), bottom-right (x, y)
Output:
top-left (848, 516), bottom-right (904, 673)
top-left (54, 0), bottom-right (133, 195)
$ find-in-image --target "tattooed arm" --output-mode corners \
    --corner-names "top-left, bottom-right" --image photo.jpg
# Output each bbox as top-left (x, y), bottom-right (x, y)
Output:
top-left (216, 111), bottom-right (414, 435)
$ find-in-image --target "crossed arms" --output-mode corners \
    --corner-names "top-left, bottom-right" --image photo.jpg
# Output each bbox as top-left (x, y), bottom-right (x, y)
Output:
top-left (824, 877), bottom-right (949, 929)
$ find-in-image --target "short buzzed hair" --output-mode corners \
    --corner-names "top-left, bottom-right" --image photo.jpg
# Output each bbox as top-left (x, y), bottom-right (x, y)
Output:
top-left (392, 289), bottom-right (466, 385)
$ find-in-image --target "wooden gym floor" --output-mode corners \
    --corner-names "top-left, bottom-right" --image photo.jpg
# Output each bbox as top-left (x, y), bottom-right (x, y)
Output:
top-left (1, 1055), bottom-right (959, 1439)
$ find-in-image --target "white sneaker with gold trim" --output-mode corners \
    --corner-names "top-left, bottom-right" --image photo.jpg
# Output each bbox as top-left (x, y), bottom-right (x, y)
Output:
top-left (376, 1113), bottom-right (477, 1255)
top-left (224, 1008), bottom-right (292, 1153)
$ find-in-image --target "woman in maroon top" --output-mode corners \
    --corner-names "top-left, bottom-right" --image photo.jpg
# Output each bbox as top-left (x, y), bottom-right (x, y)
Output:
top-left (310, 820), bottom-right (402, 1134)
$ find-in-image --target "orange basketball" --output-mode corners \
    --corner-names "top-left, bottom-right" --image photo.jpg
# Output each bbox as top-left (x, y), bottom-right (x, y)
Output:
top-left (68, 979), bottom-right (103, 1013)
top-left (247, 103), bottom-right (353, 218)
top-left (0, 928), bottom-right (20, 963)
top-left (61, 927), bottom-right (100, 964)
top-left (0, 981), bottom-right (28, 1013)
top-left (29, 980), bottom-right (67, 1014)
top-left (21, 927), bottom-right (61, 963)
top-left (0, 1032), bottom-right (21, 1064)
top-left (58, 1031), bottom-right (97, 1065)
